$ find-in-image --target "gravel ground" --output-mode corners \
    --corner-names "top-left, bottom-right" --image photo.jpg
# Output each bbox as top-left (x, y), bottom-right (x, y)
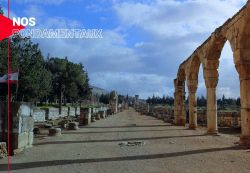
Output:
top-left (1, 108), bottom-right (250, 173)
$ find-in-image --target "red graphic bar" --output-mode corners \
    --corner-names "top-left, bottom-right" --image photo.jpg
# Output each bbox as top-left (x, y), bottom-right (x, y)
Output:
top-left (7, 0), bottom-right (11, 172)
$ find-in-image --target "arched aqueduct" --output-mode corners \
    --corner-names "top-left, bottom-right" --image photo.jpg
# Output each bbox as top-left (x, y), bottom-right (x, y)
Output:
top-left (174, 1), bottom-right (250, 147)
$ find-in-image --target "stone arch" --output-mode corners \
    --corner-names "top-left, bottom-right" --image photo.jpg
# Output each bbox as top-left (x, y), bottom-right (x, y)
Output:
top-left (187, 54), bottom-right (201, 81)
top-left (177, 65), bottom-right (186, 82)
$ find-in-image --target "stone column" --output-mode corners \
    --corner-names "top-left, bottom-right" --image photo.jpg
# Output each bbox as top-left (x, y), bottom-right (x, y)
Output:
top-left (236, 60), bottom-right (250, 147)
top-left (174, 79), bottom-right (186, 126)
top-left (110, 91), bottom-right (118, 114)
top-left (206, 87), bottom-right (217, 133)
top-left (204, 68), bottom-right (218, 134)
top-left (187, 80), bottom-right (198, 129)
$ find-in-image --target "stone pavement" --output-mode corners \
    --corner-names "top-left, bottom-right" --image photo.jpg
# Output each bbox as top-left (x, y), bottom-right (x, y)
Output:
top-left (0, 108), bottom-right (250, 173)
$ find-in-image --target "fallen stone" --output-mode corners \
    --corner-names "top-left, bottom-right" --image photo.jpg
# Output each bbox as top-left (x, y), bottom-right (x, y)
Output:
top-left (169, 141), bottom-right (175, 144)
top-left (48, 128), bottom-right (62, 136)
top-left (44, 123), bottom-right (53, 128)
top-left (100, 111), bottom-right (106, 118)
top-left (33, 127), bottom-right (40, 135)
top-left (95, 113), bottom-right (101, 120)
top-left (68, 122), bottom-right (79, 130)
top-left (91, 116), bottom-right (96, 122)
top-left (0, 142), bottom-right (7, 159)
top-left (119, 141), bottom-right (145, 147)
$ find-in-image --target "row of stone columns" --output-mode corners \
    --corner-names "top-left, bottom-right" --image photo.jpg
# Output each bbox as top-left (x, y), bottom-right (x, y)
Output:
top-left (174, 70), bottom-right (219, 134)
top-left (174, 58), bottom-right (250, 147)
top-left (175, 66), bottom-right (250, 141)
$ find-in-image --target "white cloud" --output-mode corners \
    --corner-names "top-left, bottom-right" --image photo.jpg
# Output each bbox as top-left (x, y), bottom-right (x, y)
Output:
top-left (114, 0), bottom-right (247, 37)
top-left (19, 0), bottom-right (246, 98)
top-left (90, 72), bottom-right (172, 99)
top-left (35, 30), bottom-right (145, 90)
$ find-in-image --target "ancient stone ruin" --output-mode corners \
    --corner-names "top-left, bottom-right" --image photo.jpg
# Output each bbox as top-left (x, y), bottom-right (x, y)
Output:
top-left (109, 90), bottom-right (118, 114)
top-left (173, 1), bottom-right (250, 147)
top-left (0, 102), bottom-right (34, 155)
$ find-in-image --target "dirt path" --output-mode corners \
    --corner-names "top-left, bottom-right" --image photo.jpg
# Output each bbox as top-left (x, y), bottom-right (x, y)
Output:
top-left (1, 108), bottom-right (250, 173)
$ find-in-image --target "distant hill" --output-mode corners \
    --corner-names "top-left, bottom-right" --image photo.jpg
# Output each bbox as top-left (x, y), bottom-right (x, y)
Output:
top-left (91, 85), bottom-right (109, 96)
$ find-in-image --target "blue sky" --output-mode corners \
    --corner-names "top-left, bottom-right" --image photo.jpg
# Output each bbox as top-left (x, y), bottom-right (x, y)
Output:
top-left (1, 0), bottom-right (248, 99)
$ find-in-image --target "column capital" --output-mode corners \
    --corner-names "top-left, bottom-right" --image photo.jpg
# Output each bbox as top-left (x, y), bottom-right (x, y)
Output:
top-left (235, 62), bottom-right (250, 80)
top-left (205, 78), bottom-right (218, 89)
top-left (187, 80), bottom-right (198, 93)
top-left (204, 68), bottom-right (218, 88)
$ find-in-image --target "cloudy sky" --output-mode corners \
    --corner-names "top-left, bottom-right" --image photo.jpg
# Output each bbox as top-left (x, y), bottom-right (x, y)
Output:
top-left (1, 0), bottom-right (248, 99)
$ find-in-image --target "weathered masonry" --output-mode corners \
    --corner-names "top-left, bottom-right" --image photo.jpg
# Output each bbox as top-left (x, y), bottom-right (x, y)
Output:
top-left (174, 1), bottom-right (250, 147)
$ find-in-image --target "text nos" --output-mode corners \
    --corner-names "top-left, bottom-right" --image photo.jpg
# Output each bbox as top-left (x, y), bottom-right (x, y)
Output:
top-left (13, 17), bottom-right (36, 27)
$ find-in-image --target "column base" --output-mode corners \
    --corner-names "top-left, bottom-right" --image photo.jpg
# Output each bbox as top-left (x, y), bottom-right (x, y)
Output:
top-left (175, 118), bottom-right (186, 126)
top-left (189, 124), bottom-right (197, 130)
top-left (207, 130), bottom-right (219, 135)
top-left (239, 135), bottom-right (250, 148)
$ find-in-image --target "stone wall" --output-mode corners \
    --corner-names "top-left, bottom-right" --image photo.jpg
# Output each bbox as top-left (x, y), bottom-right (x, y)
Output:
top-left (0, 102), bottom-right (34, 155)
top-left (68, 107), bottom-right (76, 116)
top-left (41, 106), bottom-right (80, 121)
top-left (33, 109), bottom-right (46, 122)
top-left (218, 112), bottom-right (240, 127)
top-left (134, 103), bottom-right (240, 128)
top-left (197, 111), bottom-right (241, 127)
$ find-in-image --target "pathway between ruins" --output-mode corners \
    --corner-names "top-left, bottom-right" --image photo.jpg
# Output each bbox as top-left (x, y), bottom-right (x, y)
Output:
top-left (1, 108), bottom-right (250, 173)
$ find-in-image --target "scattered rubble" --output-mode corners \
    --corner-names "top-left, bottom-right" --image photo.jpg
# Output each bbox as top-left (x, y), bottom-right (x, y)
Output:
top-left (49, 128), bottom-right (62, 136)
top-left (0, 142), bottom-right (7, 159)
top-left (68, 122), bottom-right (79, 130)
top-left (119, 141), bottom-right (146, 147)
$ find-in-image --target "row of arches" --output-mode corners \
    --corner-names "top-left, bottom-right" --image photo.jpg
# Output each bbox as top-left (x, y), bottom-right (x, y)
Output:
top-left (173, 2), bottom-right (250, 147)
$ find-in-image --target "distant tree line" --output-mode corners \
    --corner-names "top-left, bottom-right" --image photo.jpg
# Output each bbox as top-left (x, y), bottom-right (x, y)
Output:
top-left (146, 95), bottom-right (241, 107)
top-left (146, 95), bottom-right (174, 105)
top-left (99, 94), bottom-right (110, 104)
top-left (217, 95), bottom-right (241, 107)
top-left (0, 35), bottom-right (91, 104)
top-left (99, 94), bottom-right (129, 105)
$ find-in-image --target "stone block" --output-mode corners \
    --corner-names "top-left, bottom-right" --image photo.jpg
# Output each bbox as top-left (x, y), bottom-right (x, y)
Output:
top-left (33, 127), bottom-right (40, 134)
top-left (68, 107), bottom-right (76, 116)
top-left (17, 132), bottom-right (29, 149)
top-left (91, 116), bottom-right (96, 122)
top-left (28, 132), bottom-right (33, 146)
top-left (76, 107), bottom-right (80, 115)
top-left (61, 107), bottom-right (68, 117)
top-left (49, 128), bottom-right (62, 136)
top-left (33, 109), bottom-right (46, 122)
top-left (68, 122), bottom-right (79, 130)
top-left (44, 123), bottom-right (53, 128)
top-left (79, 108), bottom-right (91, 125)
top-left (95, 113), bottom-right (101, 120)
top-left (100, 111), bottom-right (106, 118)
top-left (0, 142), bottom-right (7, 159)
top-left (21, 117), bottom-right (34, 133)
